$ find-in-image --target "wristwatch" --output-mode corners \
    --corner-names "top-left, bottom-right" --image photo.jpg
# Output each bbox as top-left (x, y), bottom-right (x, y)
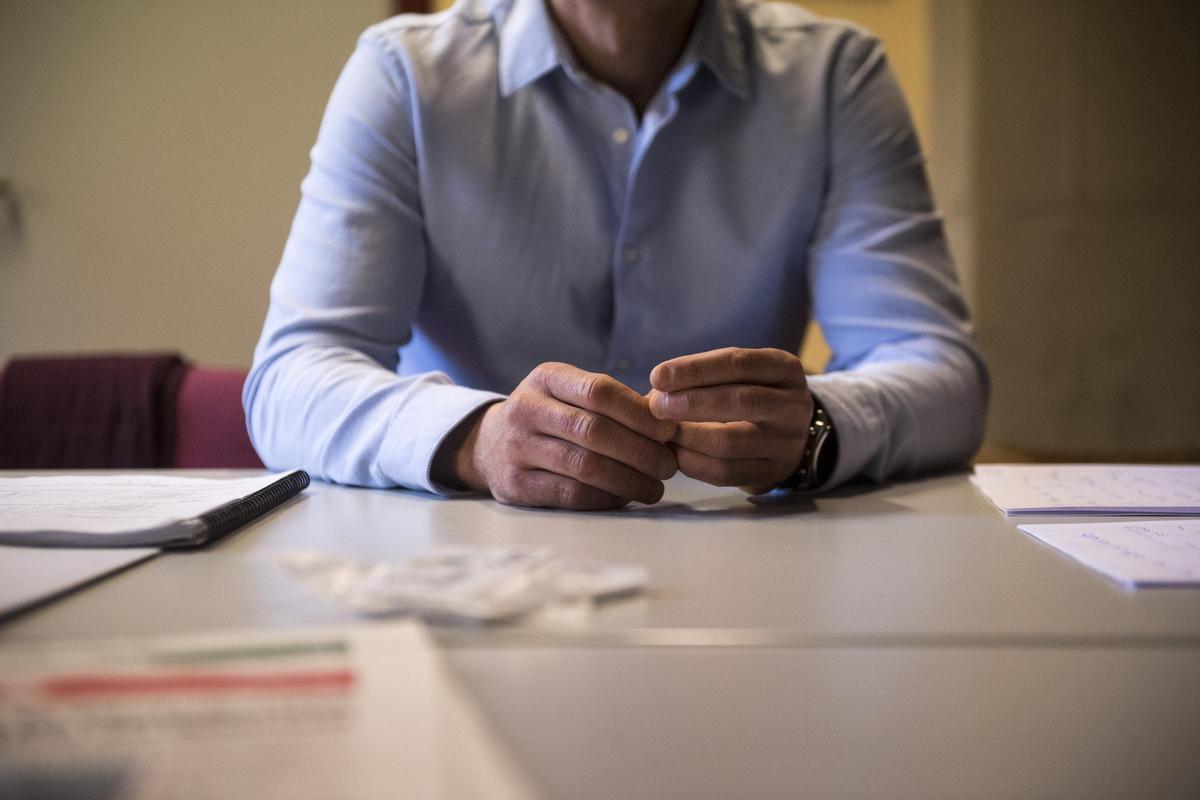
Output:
top-left (783, 395), bottom-right (838, 492)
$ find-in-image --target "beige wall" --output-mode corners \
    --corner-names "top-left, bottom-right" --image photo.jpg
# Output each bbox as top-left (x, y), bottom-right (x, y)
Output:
top-left (937, 0), bottom-right (1200, 460)
top-left (0, 0), bottom-right (388, 368)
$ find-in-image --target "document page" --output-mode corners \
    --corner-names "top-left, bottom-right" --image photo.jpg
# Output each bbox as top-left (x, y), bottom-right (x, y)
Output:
top-left (0, 473), bottom-right (291, 537)
top-left (972, 464), bottom-right (1200, 515)
top-left (1019, 520), bottom-right (1200, 587)
top-left (0, 622), bottom-right (541, 800)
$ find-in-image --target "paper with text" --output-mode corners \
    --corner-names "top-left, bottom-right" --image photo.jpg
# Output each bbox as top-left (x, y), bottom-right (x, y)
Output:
top-left (0, 473), bottom-right (287, 535)
top-left (972, 464), bottom-right (1200, 515)
top-left (1019, 520), bottom-right (1200, 587)
top-left (0, 622), bottom-right (542, 800)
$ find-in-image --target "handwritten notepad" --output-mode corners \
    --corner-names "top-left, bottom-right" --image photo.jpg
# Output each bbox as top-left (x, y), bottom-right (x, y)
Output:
top-left (1019, 520), bottom-right (1200, 587)
top-left (972, 464), bottom-right (1200, 515)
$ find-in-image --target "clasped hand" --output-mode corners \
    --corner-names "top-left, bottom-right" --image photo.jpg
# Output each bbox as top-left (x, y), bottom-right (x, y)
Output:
top-left (440, 348), bottom-right (812, 510)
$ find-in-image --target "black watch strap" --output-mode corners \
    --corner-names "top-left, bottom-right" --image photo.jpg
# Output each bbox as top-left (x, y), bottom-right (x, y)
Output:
top-left (784, 396), bottom-right (838, 492)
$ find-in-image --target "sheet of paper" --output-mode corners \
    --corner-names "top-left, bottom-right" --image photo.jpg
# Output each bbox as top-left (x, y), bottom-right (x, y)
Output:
top-left (0, 622), bottom-right (542, 800)
top-left (1019, 520), bottom-right (1200, 587)
top-left (0, 473), bottom-right (287, 536)
top-left (972, 464), bottom-right (1200, 515)
top-left (0, 545), bottom-right (158, 618)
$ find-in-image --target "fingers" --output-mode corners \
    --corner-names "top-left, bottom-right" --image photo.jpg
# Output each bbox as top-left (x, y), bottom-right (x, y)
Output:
top-left (533, 363), bottom-right (677, 443)
top-left (515, 364), bottom-right (678, 479)
top-left (671, 421), bottom-right (803, 492)
top-left (672, 420), bottom-right (793, 462)
top-left (475, 363), bottom-right (678, 511)
top-left (650, 347), bottom-right (806, 393)
top-left (649, 384), bottom-right (808, 425)
top-left (524, 401), bottom-right (678, 480)
top-left (505, 469), bottom-right (628, 511)
top-left (485, 429), bottom-right (666, 509)
top-left (523, 435), bottom-right (667, 505)
top-left (674, 445), bottom-right (778, 488)
top-left (644, 348), bottom-right (814, 494)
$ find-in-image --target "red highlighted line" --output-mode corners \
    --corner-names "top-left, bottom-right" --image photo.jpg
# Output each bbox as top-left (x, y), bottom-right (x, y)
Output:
top-left (39, 668), bottom-right (356, 698)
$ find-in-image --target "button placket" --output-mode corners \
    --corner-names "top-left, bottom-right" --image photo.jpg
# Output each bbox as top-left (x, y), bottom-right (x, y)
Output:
top-left (604, 99), bottom-right (644, 381)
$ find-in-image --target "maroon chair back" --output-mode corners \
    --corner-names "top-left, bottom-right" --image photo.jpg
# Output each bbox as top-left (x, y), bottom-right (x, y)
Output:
top-left (173, 366), bottom-right (264, 468)
top-left (0, 353), bottom-right (185, 468)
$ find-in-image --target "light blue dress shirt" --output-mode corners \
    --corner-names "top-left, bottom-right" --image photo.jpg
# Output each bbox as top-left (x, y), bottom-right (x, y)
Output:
top-left (245, 0), bottom-right (988, 493)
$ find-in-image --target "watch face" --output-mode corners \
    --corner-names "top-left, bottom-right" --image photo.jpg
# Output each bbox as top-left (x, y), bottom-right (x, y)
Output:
top-left (804, 406), bottom-right (834, 489)
top-left (812, 412), bottom-right (837, 487)
top-left (784, 403), bottom-right (835, 491)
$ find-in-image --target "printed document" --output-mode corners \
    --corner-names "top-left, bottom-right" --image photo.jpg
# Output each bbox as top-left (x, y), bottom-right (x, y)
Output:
top-left (972, 464), bottom-right (1200, 515)
top-left (1019, 520), bottom-right (1200, 587)
top-left (0, 472), bottom-right (302, 546)
top-left (0, 622), bottom-right (541, 800)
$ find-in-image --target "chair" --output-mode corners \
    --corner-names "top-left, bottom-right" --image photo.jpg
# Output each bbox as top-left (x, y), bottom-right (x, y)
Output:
top-left (0, 355), bottom-right (263, 469)
top-left (173, 365), bottom-right (264, 469)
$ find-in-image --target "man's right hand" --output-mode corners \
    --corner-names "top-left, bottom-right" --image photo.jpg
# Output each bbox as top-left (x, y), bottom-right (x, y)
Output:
top-left (436, 363), bottom-right (679, 510)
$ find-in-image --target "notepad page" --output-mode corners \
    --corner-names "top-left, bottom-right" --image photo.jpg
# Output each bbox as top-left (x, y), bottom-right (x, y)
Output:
top-left (1019, 520), bottom-right (1200, 587)
top-left (972, 464), bottom-right (1200, 515)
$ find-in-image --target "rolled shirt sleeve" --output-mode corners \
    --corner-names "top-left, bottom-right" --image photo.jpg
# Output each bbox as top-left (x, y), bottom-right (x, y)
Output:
top-left (243, 32), bottom-right (502, 492)
top-left (805, 32), bottom-right (989, 488)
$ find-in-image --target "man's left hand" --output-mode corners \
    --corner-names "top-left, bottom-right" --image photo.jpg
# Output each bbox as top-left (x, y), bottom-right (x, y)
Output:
top-left (647, 347), bottom-right (813, 495)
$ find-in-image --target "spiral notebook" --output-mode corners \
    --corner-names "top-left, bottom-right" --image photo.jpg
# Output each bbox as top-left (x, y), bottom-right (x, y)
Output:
top-left (0, 470), bottom-right (309, 548)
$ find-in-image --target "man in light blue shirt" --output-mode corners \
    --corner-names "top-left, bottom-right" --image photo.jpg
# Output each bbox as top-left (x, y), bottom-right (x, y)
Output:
top-left (245, 0), bottom-right (988, 509)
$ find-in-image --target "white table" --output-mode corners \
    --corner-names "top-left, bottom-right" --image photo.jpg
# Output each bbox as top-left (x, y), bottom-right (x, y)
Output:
top-left (3, 471), bottom-right (1198, 798)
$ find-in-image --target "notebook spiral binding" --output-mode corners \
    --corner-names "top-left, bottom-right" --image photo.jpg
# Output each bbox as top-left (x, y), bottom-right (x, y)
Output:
top-left (186, 470), bottom-right (311, 548)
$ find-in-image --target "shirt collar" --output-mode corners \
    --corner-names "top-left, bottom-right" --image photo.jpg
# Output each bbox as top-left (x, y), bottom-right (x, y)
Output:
top-left (494, 0), bottom-right (750, 100)
top-left (698, 0), bottom-right (750, 98)
top-left (494, 0), bottom-right (561, 97)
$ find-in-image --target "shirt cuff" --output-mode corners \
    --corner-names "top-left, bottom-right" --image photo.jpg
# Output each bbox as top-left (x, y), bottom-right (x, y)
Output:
top-left (805, 374), bottom-right (884, 490)
top-left (377, 381), bottom-right (505, 494)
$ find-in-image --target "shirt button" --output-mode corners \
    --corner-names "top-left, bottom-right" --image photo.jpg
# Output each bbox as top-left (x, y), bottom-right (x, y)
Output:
top-left (611, 127), bottom-right (631, 144)
top-left (616, 358), bottom-right (633, 371)
top-left (622, 246), bottom-right (639, 265)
